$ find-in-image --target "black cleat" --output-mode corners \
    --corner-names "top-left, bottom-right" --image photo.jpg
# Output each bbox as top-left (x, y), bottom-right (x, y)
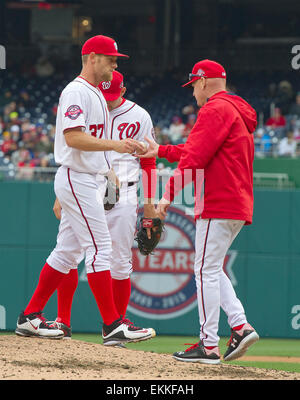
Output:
top-left (48, 319), bottom-right (72, 339)
top-left (223, 323), bottom-right (259, 361)
top-left (102, 317), bottom-right (156, 346)
top-left (173, 341), bottom-right (221, 364)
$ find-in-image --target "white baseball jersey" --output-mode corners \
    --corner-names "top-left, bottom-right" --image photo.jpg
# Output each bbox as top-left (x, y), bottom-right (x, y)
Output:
top-left (54, 76), bottom-right (111, 175)
top-left (107, 98), bottom-right (155, 183)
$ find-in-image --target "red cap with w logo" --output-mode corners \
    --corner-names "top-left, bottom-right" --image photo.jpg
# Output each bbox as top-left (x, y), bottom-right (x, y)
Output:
top-left (182, 59), bottom-right (226, 87)
top-left (82, 35), bottom-right (129, 58)
top-left (99, 70), bottom-right (124, 101)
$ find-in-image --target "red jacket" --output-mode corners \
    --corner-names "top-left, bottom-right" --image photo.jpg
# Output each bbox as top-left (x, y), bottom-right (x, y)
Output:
top-left (159, 91), bottom-right (257, 224)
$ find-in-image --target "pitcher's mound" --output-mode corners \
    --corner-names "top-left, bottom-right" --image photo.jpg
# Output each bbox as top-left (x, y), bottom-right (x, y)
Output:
top-left (0, 335), bottom-right (299, 380)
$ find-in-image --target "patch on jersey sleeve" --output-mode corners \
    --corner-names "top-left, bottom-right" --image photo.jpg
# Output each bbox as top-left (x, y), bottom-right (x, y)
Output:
top-left (64, 105), bottom-right (83, 120)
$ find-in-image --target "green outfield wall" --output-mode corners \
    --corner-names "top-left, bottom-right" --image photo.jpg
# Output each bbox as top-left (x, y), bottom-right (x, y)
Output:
top-left (0, 180), bottom-right (300, 339)
top-left (158, 157), bottom-right (300, 188)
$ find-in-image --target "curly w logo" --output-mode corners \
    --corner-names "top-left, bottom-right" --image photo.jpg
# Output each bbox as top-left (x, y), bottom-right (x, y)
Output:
top-left (0, 45), bottom-right (6, 70)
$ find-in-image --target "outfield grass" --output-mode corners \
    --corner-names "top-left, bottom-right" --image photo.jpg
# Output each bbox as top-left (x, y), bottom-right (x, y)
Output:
top-left (2, 331), bottom-right (300, 373)
top-left (72, 334), bottom-right (300, 373)
top-left (71, 333), bottom-right (300, 357)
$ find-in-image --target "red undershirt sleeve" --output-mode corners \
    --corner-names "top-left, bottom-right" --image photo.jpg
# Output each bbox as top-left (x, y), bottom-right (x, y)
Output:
top-left (140, 156), bottom-right (157, 199)
top-left (158, 143), bottom-right (185, 163)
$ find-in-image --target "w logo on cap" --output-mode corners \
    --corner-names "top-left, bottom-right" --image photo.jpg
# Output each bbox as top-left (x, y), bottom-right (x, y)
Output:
top-left (102, 81), bottom-right (111, 90)
top-left (197, 68), bottom-right (205, 76)
top-left (114, 42), bottom-right (118, 51)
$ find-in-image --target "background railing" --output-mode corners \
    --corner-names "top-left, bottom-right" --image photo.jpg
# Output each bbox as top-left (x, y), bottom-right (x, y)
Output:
top-left (0, 166), bottom-right (297, 189)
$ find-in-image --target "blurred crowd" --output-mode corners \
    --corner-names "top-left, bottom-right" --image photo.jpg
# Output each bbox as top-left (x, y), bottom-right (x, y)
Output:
top-left (0, 92), bottom-right (57, 181)
top-left (252, 80), bottom-right (300, 158)
top-left (155, 81), bottom-right (300, 160)
top-left (1, 70), bottom-right (300, 182)
top-left (154, 103), bottom-right (198, 146)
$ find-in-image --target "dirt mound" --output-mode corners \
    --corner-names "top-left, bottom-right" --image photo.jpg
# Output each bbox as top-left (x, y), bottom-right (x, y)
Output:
top-left (0, 335), bottom-right (299, 380)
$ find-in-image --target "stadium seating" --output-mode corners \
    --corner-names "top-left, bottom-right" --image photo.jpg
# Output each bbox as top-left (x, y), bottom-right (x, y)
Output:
top-left (0, 70), bottom-right (299, 182)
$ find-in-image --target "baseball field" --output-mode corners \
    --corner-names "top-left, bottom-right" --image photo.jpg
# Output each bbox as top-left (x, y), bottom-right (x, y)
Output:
top-left (1, 331), bottom-right (300, 380)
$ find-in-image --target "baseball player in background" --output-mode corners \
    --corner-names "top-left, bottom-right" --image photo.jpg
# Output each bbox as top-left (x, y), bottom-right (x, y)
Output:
top-left (50, 70), bottom-right (158, 342)
top-left (15, 35), bottom-right (155, 346)
top-left (138, 60), bottom-right (259, 364)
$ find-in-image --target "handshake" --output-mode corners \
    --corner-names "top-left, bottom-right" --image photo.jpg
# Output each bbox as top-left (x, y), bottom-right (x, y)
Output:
top-left (124, 137), bottom-right (159, 158)
top-left (117, 136), bottom-right (170, 218)
top-left (128, 136), bottom-right (171, 221)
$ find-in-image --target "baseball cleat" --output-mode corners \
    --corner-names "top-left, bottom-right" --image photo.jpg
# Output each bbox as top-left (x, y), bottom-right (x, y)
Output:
top-left (173, 341), bottom-right (221, 364)
top-left (47, 318), bottom-right (72, 339)
top-left (102, 316), bottom-right (156, 346)
top-left (15, 311), bottom-right (64, 339)
top-left (223, 323), bottom-right (259, 361)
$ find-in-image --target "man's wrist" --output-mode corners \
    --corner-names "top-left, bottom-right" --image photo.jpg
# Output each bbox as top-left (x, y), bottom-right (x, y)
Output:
top-left (143, 200), bottom-right (157, 218)
top-left (144, 198), bottom-right (156, 205)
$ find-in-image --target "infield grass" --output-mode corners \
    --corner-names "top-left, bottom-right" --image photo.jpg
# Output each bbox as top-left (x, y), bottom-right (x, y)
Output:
top-left (74, 334), bottom-right (300, 374)
top-left (69, 334), bottom-right (300, 373)
top-left (2, 331), bottom-right (300, 373)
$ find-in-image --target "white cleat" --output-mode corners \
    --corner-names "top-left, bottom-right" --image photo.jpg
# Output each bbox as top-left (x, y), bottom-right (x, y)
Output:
top-left (102, 317), bottom-right (156, 346)
top-left (15, 311), bottom-right (64, 339)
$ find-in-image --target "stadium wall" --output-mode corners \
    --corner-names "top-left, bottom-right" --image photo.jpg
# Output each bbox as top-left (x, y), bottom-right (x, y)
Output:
top-left (157, 158), bottom-right (300, 188)
top-left (0, 181), bottom-right (300, 339)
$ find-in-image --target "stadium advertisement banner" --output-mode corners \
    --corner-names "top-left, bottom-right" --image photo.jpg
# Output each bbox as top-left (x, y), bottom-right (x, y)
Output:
top-left (76, 204), bottom-right (238, 335)
top-left (128, 206), bottom-right (238, 323)
top-left (1, 181), bottom-right (300, 338)
top-left (129, 207), bottom-right (198, 320)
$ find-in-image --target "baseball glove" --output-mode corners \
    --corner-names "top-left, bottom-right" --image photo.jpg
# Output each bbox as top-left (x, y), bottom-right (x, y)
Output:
top-left (103, 177), bottom-right (120, 211)
top-left (135, 217), bottom-right (164, 256)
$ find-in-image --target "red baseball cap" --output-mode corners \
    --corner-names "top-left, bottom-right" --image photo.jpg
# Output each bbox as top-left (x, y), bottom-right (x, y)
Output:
top-left (99, 70), bottom-right (124, 101)
top-left (182, 59), bottom-right (226, 87)
top-left (81, 35), bottom-right (129, 58)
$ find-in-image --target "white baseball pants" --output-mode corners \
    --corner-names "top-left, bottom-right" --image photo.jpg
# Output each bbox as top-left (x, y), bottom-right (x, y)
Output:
top-left (47, 166), bottom-right (112, 274)
top-left (194, 218), bottom-right (247, 346)
top-left (99, 181), bottom-right (138, 280)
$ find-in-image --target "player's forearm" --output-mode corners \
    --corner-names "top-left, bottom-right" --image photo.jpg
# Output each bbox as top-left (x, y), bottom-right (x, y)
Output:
top-left (158, 144), bottom-right (184, 163)
top-left (140, 157), bottom-right (157, 201)
top-left (64, 131), bottom-right (120, 152)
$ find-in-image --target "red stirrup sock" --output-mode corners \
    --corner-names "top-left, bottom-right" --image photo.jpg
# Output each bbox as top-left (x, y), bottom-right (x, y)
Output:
top-left (57, 268), bottom-right (79, 327)
top-left (112, 278), bottom-right (131, 317)
top-left (87, 270), bottom-right (119, 326)
top-left (24, 263), bottom-right (65, 315)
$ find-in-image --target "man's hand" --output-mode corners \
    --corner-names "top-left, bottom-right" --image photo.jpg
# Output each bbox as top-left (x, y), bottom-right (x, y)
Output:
top-left (157, 197), bottom-right (171, 220)
top-left (53, 197), bottom-right (62, 220)
top-left (132, 137), bottom-right (159, 158)
top-left (144, 200), bottom-right (158, 239)
top-left (113, 138), bottom-right (146, 154)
